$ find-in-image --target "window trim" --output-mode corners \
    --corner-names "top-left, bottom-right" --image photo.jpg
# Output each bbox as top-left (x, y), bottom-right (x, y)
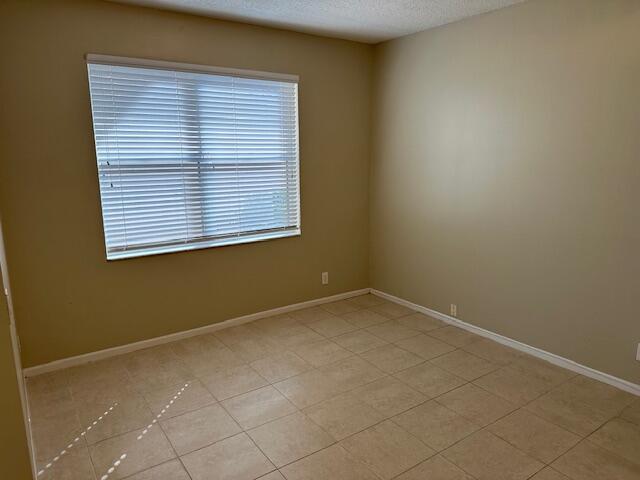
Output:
top-left (86, 54), bottom-right (299, 83)
top-left (86, 54), bottom-right (301, 260)
top-left (108, 229), bottom-right (301, 260)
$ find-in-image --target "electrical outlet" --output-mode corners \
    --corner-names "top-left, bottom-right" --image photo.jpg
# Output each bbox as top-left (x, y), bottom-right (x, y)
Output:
top-left (450, 304), bottom-right (457, 317)
top-left (321, 272), bottom-right (329, 285)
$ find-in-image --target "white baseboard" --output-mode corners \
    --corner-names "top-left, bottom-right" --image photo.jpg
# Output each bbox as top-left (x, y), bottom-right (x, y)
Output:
top-left (24, 286), bottom-right (640, 397)
top-left (23, 288), bottom-right (370, 378)
top-left (371, 289), bottom-right (640, 396)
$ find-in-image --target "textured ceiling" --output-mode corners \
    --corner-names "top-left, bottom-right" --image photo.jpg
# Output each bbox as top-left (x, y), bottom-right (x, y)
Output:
top-left (111, 0), bottom-right (527, 43)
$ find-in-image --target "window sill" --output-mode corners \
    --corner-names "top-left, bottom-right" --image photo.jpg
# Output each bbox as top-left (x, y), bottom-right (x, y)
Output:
top-left (106, 229), bottom-right (301, 261)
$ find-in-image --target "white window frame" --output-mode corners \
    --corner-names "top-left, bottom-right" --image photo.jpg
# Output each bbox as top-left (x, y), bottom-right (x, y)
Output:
top-left (86, 55), bottom-right (301, 260)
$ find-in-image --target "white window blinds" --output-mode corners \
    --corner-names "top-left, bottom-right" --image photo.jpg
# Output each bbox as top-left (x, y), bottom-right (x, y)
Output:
top-left (86, 55), bottom-right (300, 260)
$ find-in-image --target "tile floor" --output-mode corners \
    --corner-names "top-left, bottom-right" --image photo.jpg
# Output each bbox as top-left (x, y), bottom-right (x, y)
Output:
top-left (27, 294), bottom-right (640, 480)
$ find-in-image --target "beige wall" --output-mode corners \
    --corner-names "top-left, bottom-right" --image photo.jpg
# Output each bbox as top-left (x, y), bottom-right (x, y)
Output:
top-left (1, 0), bottom-right (639, 387)
top-left (0, 0), bottom-right (372, 367)
top-left (0, 271), bottom-right (33, 479)
top-left (371, 0), bottom-right (640, 384)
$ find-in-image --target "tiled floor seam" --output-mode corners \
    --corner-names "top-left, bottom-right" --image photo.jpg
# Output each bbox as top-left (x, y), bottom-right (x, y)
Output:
top-left (501, 376), bottom-right (621, 439)
top-left (288, 402), bottom-right (437, 477)
top-left (215, 389), bottom-right (287, 475)
top-left (27, 296), bottom-right (639, 480)
top-left (582, 435), bottom-right (640, 467)
top-left (40, 374), bottom-right (97, 479)
top-left (93, 382), bottom-right (191, 480)
top-left (36, 403), bottom-right (120, 477)
top-left (193, 369), bottom-right (269, 403)
top-left (141, 387), bottom-right (196, 480)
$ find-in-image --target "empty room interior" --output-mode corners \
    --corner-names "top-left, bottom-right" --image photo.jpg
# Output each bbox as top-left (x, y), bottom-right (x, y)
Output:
top-left (1, 0), bottom-right (640, 479)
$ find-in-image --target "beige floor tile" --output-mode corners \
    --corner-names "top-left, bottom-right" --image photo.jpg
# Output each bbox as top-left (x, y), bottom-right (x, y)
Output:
top-left (252, 315), bottom-right (299, 335)
top-left (509, 356), bottom-right (575, 390)
top-left (394, 334), bottom-right (456, 360)
top-left (488, 410), bottom-right (580, 463)
top-left (396, 455), bottom-right (473, 480)
top-left (393, 401), bottom-right (480, 451)
top-left (31, 407), bottom-right (85, 463)
top-left (36, 446), bottom-right (96, 480)
top-left (341, 309), bottom-right (389, 329)
top-left (131, 363), bottom-right (196, 394)
top-left (366, 321), bottom-right (421, 342)
top-left (529, 467), bottom-right (571, 480)
top-left (320, 356), bottom-right (386, 390)
top-left (394, 363), bottom-right (466, 398)
top-left (143, 380), bottom-right (216, 420)
top-left (430, 350), bottom-right (499, 381)
top-left (250, 352), bottom-right (312, 383)
top-left (229, 336), bottom-right (282, 363)
top-left (559, 376), bottom-right (637, 416)
top-left (360, 344), bottom-right (424, 374)
top-left (321, 299), bottom-right (361, 315)
top-left (525, 389), bottom-right (613, 437)
top-left (269, 325), bottom-right (325, 349)
top-left (290, 307), bottom-right (336, 324)
top-left (170, 334), bottom-right (226, 361)
top-left (25, 369), bottom-right (69, 395)
top-left (160, 403), bottom-right (241, 455)
top-left (308, 315), bottom-right (359, 338)
top-left (90, 426), bottom-right (175, 480)
top-left (552, 441), bottom-right (640, 480)
top-left (124, 345), bottom-right (185, 373)
top-left (125, 347), bottom-right (196, 393)
top-left (178, 345), bottom-right (246, 378)
top-left (125, 459), bottom-right (191, 480)
top-left (333, 330), bottom-right (388, 354)
top-left (201, 365), bottom-right (269, 401)
top-left (78, 394), bottom-right (154, 445)
top-left (351, 376), bottom-right (427, 417)
top-left (427, 327), bottom-right (478, 348)
top-left (368, 302), bottom-right (415, 319)
top-left (443, 430), bottom-right (543, 480)
top-left (223, 386), bottom-right (298, 430)
top-left (339, 420), bottom-right (434, 480)
top-left (29, 385), bottom-right (77, 418)
top-left (292, 339), bottom-right (353, 367)
top-left (181, 433), bottom-right (275, 480)
top-left (66, 357), bottom-right (130, 393)
top-left (304, 393), bottom-right (385, 440)
top-left (213, 324), bottom-right (263, 346)
top-left (27, 370), bottom-right (70, 398)
top-left (280, 444), bottom-right (379, 480)
top-left (30, 329), bottom-right (637, 480)
top-left (396, 312), bottom-right (447, 333)
top-left (71, 375), bottom-right (140, 408)
top-left (436, 384), bottom-right (517, 427)
top-left (621, 400), bottom-right (640, 426)
top-left (461, 338), bottom-right (523, 366)
top-left (258, 472), bottom-right (285, 480)
top-left (248, 412), bottom-right (334, 467)
top-left (473, 366), bottom-right (554, 406)
top-left (274, 369), bottom-right (343, 409)
top-left (588, 417), bottom-right (640, 464)
top-left (347, 294), bottom-right (387, 308)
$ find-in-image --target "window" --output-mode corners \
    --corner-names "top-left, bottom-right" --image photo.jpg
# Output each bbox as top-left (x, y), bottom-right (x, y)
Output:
top-left (86, 55), bottom-right (300, 260)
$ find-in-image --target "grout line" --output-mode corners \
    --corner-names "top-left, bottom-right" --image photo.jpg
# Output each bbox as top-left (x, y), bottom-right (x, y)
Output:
top-left (29, 297), bottom-right (633, 480)
top-left (95, 383), bottom-right (190, 480)
top-left (216, 400), bottom-right (280, 477)
top-left (153, 418), bottom-right (194, 480)
top-left (35, 402), bottom-right (119, 477)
